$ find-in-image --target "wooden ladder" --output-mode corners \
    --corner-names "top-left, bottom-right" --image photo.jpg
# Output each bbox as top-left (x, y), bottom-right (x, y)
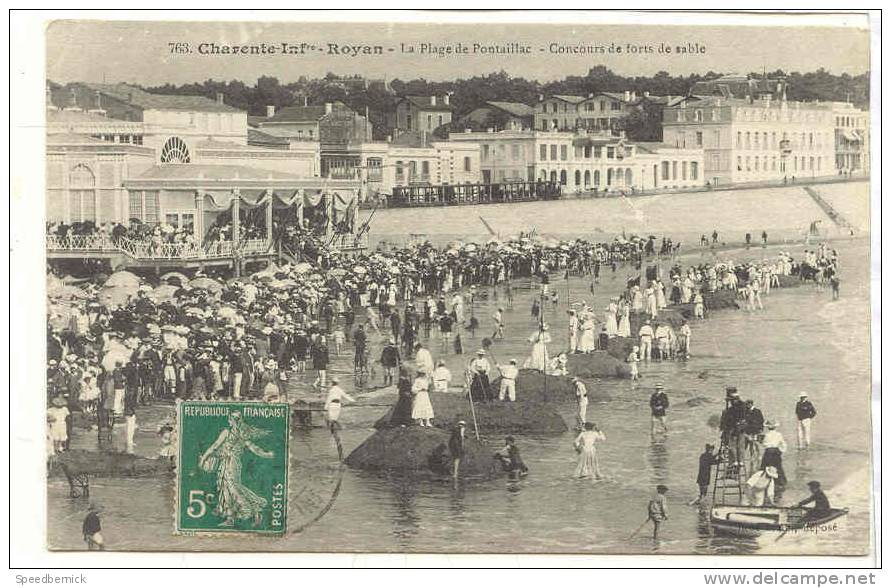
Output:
top-left (711, 432), bottom-right (749, 504)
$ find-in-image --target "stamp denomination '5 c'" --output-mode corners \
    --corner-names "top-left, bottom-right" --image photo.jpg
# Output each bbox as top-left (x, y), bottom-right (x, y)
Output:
top-left (176, 402), bottom-right (289, 535)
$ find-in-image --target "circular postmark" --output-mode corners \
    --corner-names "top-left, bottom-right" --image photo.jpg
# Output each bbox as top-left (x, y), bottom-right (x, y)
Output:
top-left (287, 426), bottom-right (345, 534)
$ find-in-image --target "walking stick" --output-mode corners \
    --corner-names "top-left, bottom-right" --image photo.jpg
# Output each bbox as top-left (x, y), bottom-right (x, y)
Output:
top-left (627, 518), bottom-right (651, 541)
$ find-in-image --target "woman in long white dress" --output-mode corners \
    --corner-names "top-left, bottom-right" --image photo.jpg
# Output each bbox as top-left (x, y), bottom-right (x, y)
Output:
top-left (631, 285), bottom-right (643, 313)
top-left (411, 371), bottom-right (435, 427)
top-left (526, 326), bottom-right (552, 371)
top-left (645, 287), bottom-right (658, 318)
top-left (617, 301), bottom-right (631, 337)
top-left (574, 422), bottom-right (606, 479)
top-left (604, 300), bottom-right (619, 337)
top-left (578, 312), bottom-right (596, 353)
top-left (654, 279), bottom-right (667, 309)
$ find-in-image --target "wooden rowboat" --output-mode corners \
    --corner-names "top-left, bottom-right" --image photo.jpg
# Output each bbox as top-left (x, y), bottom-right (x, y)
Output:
top-left (710, 504), bottom-right (849, 538)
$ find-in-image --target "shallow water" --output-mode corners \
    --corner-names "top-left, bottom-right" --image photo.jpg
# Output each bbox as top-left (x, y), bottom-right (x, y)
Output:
top-left (48, 235), bottom-right (872, 555)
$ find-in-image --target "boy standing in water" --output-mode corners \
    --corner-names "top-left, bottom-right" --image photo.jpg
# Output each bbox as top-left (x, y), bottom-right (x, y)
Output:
top-left (648, 485), bottom-right (669, 540)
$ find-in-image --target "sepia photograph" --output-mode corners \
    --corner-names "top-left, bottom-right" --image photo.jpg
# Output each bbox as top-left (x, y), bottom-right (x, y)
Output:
top-left (12, 10), bottom-right (878, 567)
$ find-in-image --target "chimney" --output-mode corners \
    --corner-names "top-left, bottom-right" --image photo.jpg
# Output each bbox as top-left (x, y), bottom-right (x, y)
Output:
top-left (325, 102), bottom-right (333, 115)
top-left (266, 105), bottom-right (275, 118)
top-left (430, 96), bottom-right (437, 106)
top-left (216, 92), bottom-right (224, 105)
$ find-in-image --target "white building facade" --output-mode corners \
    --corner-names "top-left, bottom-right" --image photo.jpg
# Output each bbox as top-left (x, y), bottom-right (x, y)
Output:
top-left (450, 129), bottom-right (704, 192)
top-left (662, 96), bottom-right (837, 186)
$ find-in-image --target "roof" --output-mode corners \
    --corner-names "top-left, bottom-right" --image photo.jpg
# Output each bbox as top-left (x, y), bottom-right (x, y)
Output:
top-left (398, 96), bottom-right (452, 112)
top-left (47, 109), bottom-right (130, 125)
top-left (264, 104), bottom-right (330, 123)
top-left (133, 164), bottom-right (307, 182)
top-left (690, 76), bottom-right (785, 100)
top-left (629, 95), bottom-right (690, 108)
top-left (486, 101), bottom-right (535, 118)
top-left (193, 138), bottom-right (293, 153)
top-left (80, 83), bottom-right (242, 113)
top-left (597, 92), bottom-right (629, 103)
top-left (545, 95), bottom-right (587, 104)
top-left (247, 128), bottom-right (291, 147)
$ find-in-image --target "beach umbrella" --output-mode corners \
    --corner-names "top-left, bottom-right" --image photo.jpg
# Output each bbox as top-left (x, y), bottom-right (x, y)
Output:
top-left (105, 270), bottom-right (141, 288)
top-left (46, 273), bottom-right (64, 292)
top-left (47, 283), bottom-right (82, 300)
top-left (292, 262), bottom-right (313, 275)
top-left (159, 271), bottom-right (190, 287)
top-left (189, 277), bottom-right (223, 293)
top-left (97, 285), bottom-right (136, 307)
top-left (150, 284), bottom-right (180, 303)
top-left (270, 279), bottom-right (298, 290)
top-left (47, 302), bottom-right (73, 331)
top-left (101, 339), bottom-right (132, 371)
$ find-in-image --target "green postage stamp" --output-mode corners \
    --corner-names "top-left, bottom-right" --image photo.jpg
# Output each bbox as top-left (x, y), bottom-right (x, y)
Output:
top-left (176, 402), bottom-right (289, 535)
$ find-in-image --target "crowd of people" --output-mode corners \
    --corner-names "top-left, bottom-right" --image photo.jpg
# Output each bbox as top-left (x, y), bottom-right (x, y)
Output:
top-left (45, 229), bottom-right (679, 457)
top-left (47, 216), bottom-right (842, 539)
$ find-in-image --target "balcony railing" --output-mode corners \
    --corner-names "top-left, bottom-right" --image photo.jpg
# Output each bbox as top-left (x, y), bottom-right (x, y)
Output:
top-left (47, 234), bottom-right (273, 261)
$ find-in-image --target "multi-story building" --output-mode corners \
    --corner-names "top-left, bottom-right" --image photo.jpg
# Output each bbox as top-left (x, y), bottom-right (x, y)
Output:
top-left (456, 101), bottom-right (535, 132)
top-left (828, 102), bottom-right (869, 173)
top-left (534, 92), bottom-right (637, 132)
top-left (662, 96), bottom-right (836, 186)
top-left (690, 73), bottom-right (788, 101)
top-left (394, 95), bottom-right (453, 133)
top-left (314, 131), bottom-right (481, 202)
top-left (56, 83), bottom-right (249, 160)
top-left (46, 87), bottom-right (358, 237)
top-left (256, 101), bottom-right (374, 179)
top-left (449, 129), bottom-right (704, 192)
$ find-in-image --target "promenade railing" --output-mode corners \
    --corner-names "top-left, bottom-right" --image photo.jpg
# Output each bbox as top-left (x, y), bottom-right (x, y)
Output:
top-left (47, 234), bottom-right (274, 261)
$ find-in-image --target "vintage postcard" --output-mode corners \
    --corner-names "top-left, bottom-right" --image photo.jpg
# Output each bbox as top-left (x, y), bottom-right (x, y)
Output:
top-left (28, 11), bottom-right (876, 560)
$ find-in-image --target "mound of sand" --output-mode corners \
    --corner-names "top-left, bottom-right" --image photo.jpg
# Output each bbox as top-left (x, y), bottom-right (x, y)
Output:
top-left (52, 450), bottom-right (175, 478)
top-left (344, 426), bottom-right (499, 478)
top-left (373, 389), bottom-right (568, 434)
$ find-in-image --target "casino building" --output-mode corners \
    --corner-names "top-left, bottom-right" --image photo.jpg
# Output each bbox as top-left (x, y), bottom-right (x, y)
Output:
top-left (46, 83), bottom-right (363, 270)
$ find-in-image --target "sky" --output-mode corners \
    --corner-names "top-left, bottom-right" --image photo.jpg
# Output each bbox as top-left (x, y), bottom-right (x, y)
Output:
top-left (45, 16), bottom-right (871, 86)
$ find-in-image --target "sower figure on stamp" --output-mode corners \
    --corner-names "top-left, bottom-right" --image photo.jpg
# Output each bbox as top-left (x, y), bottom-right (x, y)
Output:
top-left (199, 411), bottom-right (275, 528)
